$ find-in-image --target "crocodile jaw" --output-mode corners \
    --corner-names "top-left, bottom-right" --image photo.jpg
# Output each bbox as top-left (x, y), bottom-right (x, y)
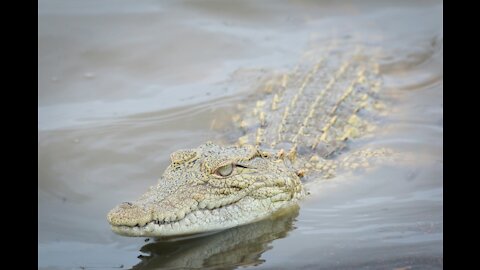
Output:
top-left (109, 195), bottom-right (302, 237)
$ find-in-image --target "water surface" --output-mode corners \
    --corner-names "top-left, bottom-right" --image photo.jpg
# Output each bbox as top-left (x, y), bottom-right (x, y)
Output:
top-left (38, 1), bottom-right (443, 269)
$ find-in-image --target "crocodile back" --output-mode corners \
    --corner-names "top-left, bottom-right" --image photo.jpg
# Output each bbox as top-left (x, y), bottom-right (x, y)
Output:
top-left (235, 43), bottom-right (384, 159)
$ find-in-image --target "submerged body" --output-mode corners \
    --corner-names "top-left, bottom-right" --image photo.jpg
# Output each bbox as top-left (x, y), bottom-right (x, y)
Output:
top-left (107, 44), bottom-right (389, 237)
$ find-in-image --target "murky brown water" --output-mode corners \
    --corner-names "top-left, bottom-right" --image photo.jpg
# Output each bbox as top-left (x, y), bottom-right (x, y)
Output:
top-left (38, 1), bottom-right (443, 269)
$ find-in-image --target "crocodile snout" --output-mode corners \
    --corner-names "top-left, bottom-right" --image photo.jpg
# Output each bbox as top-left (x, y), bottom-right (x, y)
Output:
top-left (107, 202), bottom-right (152, 227)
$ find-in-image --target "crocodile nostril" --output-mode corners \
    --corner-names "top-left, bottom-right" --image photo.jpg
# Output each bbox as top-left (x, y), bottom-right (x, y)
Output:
top-left (108, 202), bottom-right (151, 227)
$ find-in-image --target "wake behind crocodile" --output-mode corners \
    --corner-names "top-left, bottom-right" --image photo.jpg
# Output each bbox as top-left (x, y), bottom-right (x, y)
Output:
top-left (107, 41), bottom-right (395, 237)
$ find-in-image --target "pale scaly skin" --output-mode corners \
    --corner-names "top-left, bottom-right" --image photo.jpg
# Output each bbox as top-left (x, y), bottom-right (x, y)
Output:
top-left (108, 143), bottom-right (304, 236)
top-left (107, 43), bottom-right (391, 237)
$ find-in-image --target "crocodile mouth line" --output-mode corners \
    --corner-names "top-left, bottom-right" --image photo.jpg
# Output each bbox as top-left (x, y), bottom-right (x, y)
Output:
top-left (116, 200), bottom-right (242, 230)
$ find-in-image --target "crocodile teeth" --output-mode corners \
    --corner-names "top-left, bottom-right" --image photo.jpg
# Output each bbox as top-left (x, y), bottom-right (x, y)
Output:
top-left (206, 202), bottom-right (216, 210)
top-left (188, 214), bottom-right (197, 222)
top-left (154, 213), bottom-right (165, 222)
top-left (172, 222), bottom-right (180, 230)
top-left (176, 211), bottom-right (186, 220)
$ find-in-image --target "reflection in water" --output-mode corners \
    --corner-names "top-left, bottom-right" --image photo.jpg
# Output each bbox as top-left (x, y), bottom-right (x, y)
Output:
top-left (132, 206), bottom-right (299, 270)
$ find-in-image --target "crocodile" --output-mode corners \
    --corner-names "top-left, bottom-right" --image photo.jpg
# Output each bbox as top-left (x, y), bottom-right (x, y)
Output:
top-left (107, 43), bottom-right (390, 237)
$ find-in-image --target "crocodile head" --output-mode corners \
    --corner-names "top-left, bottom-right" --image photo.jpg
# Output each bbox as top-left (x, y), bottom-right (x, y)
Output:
top-left (107, 142), bottom-right (304, 237)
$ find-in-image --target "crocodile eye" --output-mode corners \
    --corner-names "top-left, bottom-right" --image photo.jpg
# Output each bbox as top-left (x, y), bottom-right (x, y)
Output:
top-left (215, 164), bottom-right (234, 177)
